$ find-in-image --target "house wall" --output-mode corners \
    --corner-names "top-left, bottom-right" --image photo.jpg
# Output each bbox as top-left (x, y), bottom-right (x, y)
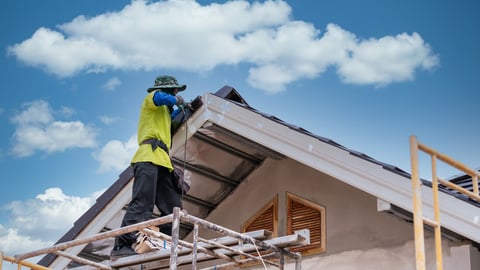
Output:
top-left (201, 157), bottom-right (474, 269)
top-left (445, 244), bottom-right (480, 270)
top-left (206, 157), bottom-right (416, 252)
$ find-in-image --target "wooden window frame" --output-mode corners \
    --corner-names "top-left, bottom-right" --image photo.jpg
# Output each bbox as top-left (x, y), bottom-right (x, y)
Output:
top-left (241, 195), bottom-right (278, 237)
top-left (286, 192), bottom-right (326, 255)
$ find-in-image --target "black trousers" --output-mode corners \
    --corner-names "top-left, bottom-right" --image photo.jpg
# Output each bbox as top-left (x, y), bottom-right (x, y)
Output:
top-left (114, 162), bottom-right (182, 248)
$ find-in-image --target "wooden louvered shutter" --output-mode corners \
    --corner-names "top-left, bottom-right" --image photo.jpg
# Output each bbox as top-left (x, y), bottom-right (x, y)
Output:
top-left (287, 192), bottom-right (326, 254)
top-left (242, 196), bottom-right (278, 236)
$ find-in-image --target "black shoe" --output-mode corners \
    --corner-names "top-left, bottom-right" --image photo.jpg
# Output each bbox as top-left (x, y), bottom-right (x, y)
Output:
top-left (110, 246), bottom-right (137, 259)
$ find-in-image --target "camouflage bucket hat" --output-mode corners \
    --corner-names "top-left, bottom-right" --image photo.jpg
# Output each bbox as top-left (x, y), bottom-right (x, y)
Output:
top-left (147, 75), bottom-right (187, 93)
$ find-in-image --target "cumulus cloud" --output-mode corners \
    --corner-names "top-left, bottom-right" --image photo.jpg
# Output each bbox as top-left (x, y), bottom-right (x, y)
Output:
top-left (0, 188), bottom-right (101, 256)
top-left (93, 135), bottom-right (138, 173)
top-left (7, 0), bottom-right (438, 92)
top-left (336, 30), bottom-right (439, 86)
top-left (0, 225), bottom-right (50, 270)
top-left (103, 77), bottom-right (122, 91)
top-left (10, 100), bottom-right (97, 157)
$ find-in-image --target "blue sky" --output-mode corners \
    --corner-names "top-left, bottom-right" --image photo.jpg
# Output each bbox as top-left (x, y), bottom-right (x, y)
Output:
top-left (1, 0), bottom-right (479, 265)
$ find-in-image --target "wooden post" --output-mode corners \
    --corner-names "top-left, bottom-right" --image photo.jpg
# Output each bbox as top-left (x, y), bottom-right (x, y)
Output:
top-left (54, 251), bottom-right (111, 270)
top-left (473, 175), bottom-right (479, 196)
top-left (170, 207), bottom-right (181, 270)
top-left (14, 215), bottom-right (173, 262)
top-left (431, 156), bottom-right (443, 270)
top-left (279, 254), bottom-right (284, 270)
top-left (410, 135), bottom-right (426, 270)
top-left (192, 223), bottom-right (199, 270)
top-left (1, 253), bottom-right (51, 270)
top-left (295, 252), bottom-right (302, 270)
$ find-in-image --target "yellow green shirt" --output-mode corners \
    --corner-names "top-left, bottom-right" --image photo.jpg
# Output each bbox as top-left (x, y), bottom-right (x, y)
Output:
top-left (131, 91), bottom-right (173, 171)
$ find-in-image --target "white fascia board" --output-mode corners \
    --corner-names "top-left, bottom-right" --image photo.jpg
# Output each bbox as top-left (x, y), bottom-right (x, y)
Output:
top-left (49, 179), bottom-right (134, 269)
top-left (202, 93), bottom-right (480, 244)
top-left (171, 96), bottom-right (213, 155)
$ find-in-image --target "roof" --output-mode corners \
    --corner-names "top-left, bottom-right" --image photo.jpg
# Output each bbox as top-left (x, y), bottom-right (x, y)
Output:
top-left (435, 172), bottom-right (480, 207)
top-left (39, 86), bottom-right (479, 268)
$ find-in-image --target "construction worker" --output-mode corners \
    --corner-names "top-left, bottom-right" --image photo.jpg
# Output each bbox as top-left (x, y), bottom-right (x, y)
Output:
top-left (110, 75), bottom-right (187, 258)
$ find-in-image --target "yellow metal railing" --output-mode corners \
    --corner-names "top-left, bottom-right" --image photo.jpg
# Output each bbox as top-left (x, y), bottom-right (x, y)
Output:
top-left (0, 251), bottom-right (51, 270)
top-left (409, 135), bottom-right (480, 270)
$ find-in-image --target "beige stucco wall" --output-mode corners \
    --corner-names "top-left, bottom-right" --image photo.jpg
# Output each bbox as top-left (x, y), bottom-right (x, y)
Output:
top-left (196, 157), bottom-right (477, 269)
top-left (446, 244), bottom-right (480, 270)
top-left (205, 157), bottom-right (416, 252)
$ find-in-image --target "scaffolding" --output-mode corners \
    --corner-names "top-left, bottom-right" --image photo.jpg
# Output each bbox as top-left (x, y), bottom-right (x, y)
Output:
top-left (2, 207), bottom-right (308, 270)
top-left (409, 135), bottom-right (480, 270)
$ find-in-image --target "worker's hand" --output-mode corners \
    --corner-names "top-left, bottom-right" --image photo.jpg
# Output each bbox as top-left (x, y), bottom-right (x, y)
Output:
top-left (177, 102), bottom-right (192, 111)
top-left (175, 95), bottom-right (185, 106)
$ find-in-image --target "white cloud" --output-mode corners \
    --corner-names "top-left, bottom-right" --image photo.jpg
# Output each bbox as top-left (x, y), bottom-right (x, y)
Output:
top-left (336, 30), bottom-right (439, 86)
top-left (103, 77), bottom-right (122, 91)
top-left (59, 106), bottom-right (76, 118)
top-left (11, 100), bottom-right (53, 125)
top-left (7, 0), bottom-right (438, 92)
top-left (0, 188), bottom-right (101, 259)
top-left (93, 135), bottom-right (138, 173)
top-left (0, 226), bottom-right (50, 269)
top-left (5, 188), bottom-right (93, 234)
top-left (10, 100), bottom-right (97, 157)
top-left (99, 115), bottom-right (119, 125)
